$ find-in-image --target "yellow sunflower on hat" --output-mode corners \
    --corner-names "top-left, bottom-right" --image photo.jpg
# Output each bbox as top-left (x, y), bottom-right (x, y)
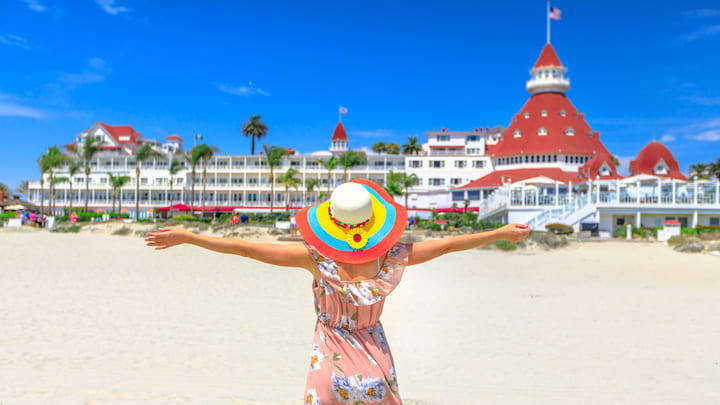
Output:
top-left (346, 227), bottom-right (369, 249)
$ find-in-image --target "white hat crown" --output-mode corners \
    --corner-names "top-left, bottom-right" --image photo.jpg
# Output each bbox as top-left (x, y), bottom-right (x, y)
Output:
top-left (330, 183), bottom-right (372, 225)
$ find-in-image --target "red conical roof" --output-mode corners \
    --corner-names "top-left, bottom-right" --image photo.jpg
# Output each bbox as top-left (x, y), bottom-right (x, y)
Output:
top-left (490, 92), bottom-right (609, 157)
top-left (331, 122), bottom-right (347, 141)
top-left (629, 141), bottom-right (687, 180)
top-left (533, 43), bottom-right (563, 69)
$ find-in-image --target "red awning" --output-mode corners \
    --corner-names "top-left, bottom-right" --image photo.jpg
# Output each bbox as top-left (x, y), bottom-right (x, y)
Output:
top-left (156, 203), bottom-right (191, 212)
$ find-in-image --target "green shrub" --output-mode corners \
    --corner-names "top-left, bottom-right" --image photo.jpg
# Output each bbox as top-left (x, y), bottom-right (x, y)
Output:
top-left (697, 225), bottom-right (720, 233)
top-left (545, 223), bottom-right (573, 235)
top-left (681, 227), bottom-right (699, 236)
top-left (493, 240), bottom-right (517, 251)
top-left (0, 212), bottom-right (17, 220)
top-left (667, 235), bottom-right (690, 246)
top-left (171, 214), bottom-right (200, 222)
top-left (614, 226), bottom-right (627, 238)
top-left (51, 224), bottom-right (82, 233)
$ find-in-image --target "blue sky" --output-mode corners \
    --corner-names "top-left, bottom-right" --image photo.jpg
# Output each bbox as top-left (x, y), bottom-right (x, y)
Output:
top-left (1, 0), bottom-right (719, 190)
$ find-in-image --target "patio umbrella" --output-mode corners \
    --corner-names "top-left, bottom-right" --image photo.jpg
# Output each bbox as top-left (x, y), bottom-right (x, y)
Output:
top-left (3, 204), bottom-right (26, 211)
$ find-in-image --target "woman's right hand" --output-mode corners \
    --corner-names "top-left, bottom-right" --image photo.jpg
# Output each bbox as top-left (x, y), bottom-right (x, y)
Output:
top-left (144, 226), bottom-right (191, 250)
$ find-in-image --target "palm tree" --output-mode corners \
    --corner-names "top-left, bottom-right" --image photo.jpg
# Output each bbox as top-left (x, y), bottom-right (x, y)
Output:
top-left (304, 177), bottom-right (320, 206)
top-left (0, 182), bottom-right (8, 196)
top-left (383, 171), bottom-right (403, 200)
top-left (385, 171), bottom-right (418, 208)
top-left (372, 142), bottom-right (387, 154)
top-left (709, 158), bottom-right (720, 180)
top-left (184, 149), bottom-right (200, 215)
top-left (192, 144), bottom-right (219, 217)
top-left (133, 143), bottom-right (162, 221)
top-left (278, 167), bottom-right (301, 212)
top-left (339, 150), bottom-right (367, 182)
top-left (386, 143), bottom-right (400, 155)
top-left (65, 161), bottom-right (82, 212)
top-left (14, 180), bottom-right (29, 199)
top-left (41, 146), bottom-right (69, 215)
top-left (108, 172), bottom-right (131, 215)
top-left (37, 153), bottom-right (51, 214)
top-left (402, 137), bottom-right (422, 155)
top-left (613, 156), bottom-right (621, 167)
top-left (50, 175), bottom-right (68, 213)
top-left (318, 156), bottom-right (338, 196)
top-left (263, 144), bottom-right (288, 212)
top-left (690, 162), bottom-right (710, 180)
top-left (66, 136), bottom-right (102, 213)
top-left (241, 114), bottom-right (269, 155)
top-left (317, 191), bottom-right (328, 201)
top-left (167, 159), bottom-right (183, 216)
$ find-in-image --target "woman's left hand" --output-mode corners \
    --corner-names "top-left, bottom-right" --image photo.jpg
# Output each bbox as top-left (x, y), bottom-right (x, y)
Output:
top-left (496, 223), bottom-right (531, 242)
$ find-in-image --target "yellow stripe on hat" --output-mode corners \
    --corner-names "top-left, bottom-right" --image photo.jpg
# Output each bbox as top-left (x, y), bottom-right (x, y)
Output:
top-left (316, 195), bottom-right (387, 242)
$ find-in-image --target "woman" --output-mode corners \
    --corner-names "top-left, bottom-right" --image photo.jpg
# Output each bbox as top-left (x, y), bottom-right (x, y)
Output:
top-left (145, 179), bottom-right (530, 404)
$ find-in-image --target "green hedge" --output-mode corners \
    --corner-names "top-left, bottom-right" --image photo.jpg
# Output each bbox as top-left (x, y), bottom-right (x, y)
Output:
top-left (0, 212), bottom-right (17, 220)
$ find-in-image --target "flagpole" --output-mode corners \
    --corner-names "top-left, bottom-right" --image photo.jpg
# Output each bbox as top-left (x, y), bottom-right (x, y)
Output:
top-left (546, 0), bottom-right (551, 44)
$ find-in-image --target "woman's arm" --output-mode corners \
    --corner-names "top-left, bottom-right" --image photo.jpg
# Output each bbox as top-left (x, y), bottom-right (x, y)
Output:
top-left (144, 226), bottom-right (316, 271)
top-left (407, 223), bottom-right (530, 266)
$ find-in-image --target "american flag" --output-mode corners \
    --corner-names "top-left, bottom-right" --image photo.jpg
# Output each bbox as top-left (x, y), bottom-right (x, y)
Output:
top-left (549, 6), bottom-right (561, 21)
top-left (339, 106), bottom-right (348, 114)
top-left (194, 133), bottom-right (203, 141)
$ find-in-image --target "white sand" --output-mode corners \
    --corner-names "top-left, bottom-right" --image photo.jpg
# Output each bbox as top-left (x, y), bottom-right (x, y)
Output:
top-left (1, 232), bottom-right (719, 405)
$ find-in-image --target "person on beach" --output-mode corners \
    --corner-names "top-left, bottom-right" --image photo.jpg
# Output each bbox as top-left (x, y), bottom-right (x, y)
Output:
top-left (144, 179), bottom-right (530, 404)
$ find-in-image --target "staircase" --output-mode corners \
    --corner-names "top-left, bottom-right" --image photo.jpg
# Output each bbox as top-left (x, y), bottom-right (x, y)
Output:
top-left (525, 196), bottom-right (597, 230)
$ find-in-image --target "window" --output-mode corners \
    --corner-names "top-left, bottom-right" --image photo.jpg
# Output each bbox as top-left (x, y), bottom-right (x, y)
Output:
top-left (141, 178), bottom-right (148, 185)
top-left (454, 160), bottom-right (467, 168)
top-left (538, 127), bottom-right (548, 136)
top-left (467, 148), bottom-right (481, 155)
top-left (599, 163), bottom-right (611, 176)
top-left (560, 109), bottom-right (567, 117)
top-left (524, 111), bottom-right (530, 119)
top-left (513, 129), bottom-right (522, 138)
top-left (374, 161), bottom-right (385, 168)
top-left (436, 135), bottom-right (450, 142)
top-left (452, 191), bottom-right (465, 201)
top-left (468, 190), bottom-right (480, 200)
top-left (450, 178), bottom-right (463, 185)
top-left (711, 218), bottom-right (720, 226)
top-left (408, 160), bottom-right (422, 168)
top-left (100, 177), bottom-right (107, 184)
top-left (429, 178), bottom-right (445, 186)
top-left (541, 109), bottom-right (548, 117)
top-left (473, 160), bottom-right (485, 168)
top-left (654, 160), bottom-right (668, 175)
top-left (430, 160), bottom-right (445, 168)
top-left (466, 135), bottom-right (480, 142)
top-left (565, 127), bottom-right (575, 136)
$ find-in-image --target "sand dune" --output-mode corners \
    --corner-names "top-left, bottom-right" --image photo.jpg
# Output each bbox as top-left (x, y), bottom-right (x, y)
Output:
top-left (1, 232), bottom-right (719, 404)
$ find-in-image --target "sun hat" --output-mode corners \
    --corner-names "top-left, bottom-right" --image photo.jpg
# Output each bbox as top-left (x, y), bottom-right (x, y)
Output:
top-left (296, 178), bottom-right (408, 264)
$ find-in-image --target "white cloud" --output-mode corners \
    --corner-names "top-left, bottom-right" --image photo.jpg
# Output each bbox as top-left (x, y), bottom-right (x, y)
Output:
top-left (218, 82), bottom-right (271, 97)
top-left (19, 0), bottom-right (45, 12)
top-left (0, 34), bottom-right (29, 50)
top-left (686, 9), bottom-right (720, 17)
top-left (94, 0), bottom-right (129, 15)
top-left (691, 129), bottom-right (720, 142)
top-left (680, 95), bottom-right (720, 105)
top-left (681, 24), bottom-right (720, 42)
top-left (59, 57), bottom-right (111, 89)
top-left (660, 134), bottom-right (676, 142)
top-left (0, 101), bottom-right (46, 119)
top-left (350, 129), bottom-right (395, 138)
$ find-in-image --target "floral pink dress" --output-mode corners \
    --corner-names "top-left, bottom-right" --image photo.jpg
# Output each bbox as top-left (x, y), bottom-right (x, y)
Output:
top-left (303, 242), bottom-right (410, 405)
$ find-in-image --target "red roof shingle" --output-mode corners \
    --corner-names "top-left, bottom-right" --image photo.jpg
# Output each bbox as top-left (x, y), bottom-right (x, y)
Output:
top-left (629, 141), bottom-right (687, 181)
top-left (331, 122), bottom-right (347, 141)
top-left (533, 43), bottom-right (563, 69)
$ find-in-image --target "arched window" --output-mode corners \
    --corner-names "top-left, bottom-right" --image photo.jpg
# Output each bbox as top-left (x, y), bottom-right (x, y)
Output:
top-left (537, 127), bottom-right (548, 136)
top-left (559, 109), bottom-right (567, 117)
top-left (541, 109), bottom-right (548, 117)
top-left (524, 111), bottom-right (530, 119)
top-left (565, 127), bottom-right (575, 136)
top-left (513, 129), bottom-right (522, 138)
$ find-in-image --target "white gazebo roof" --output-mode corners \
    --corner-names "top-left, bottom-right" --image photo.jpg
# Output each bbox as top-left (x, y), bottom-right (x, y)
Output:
top-left (514, 176), bottom-right (563, 186)
top-left (619, 173), bottom-right (677, 184)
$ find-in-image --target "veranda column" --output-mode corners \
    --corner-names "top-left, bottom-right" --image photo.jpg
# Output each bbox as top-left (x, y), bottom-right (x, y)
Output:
top-left (616, 179), bottom-right (620, 203)
top-left (596, 177), bottom-right (601, 204)
top-left (568, 181), bottom-right (573, 202)
top-left (672, 180), bottom-right (676, 204)
top-left (693, 178), bottom-right (698, 205)
top-left (535, 185), bottom-right (540, 207)
top-left (554, 181), bottom-right (559, 206)
top-left (636, 180), bottom-right (640, 205)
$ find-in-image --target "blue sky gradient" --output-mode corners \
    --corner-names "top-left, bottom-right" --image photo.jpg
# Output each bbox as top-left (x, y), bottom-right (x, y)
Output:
top-left (1, 0), bottom-right (719, 190)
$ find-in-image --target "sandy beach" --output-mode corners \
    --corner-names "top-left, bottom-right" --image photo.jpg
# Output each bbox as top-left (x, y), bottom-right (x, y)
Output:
top-left (1, 231), bottom-right (719, 405)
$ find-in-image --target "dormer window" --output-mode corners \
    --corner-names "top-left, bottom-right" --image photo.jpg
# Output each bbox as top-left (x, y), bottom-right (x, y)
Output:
top-left (524, 111), bottom-right (530, 119)
top-left (513, 129), bottom-right (522, 138)
top-left (541, 109), bottom-right (548, 117)
top-left (560, 109), bottom-right (567, 117)
top-left (599, 163), bottom-right (611, 176)
top-left (564, 127), bottom-right (575, 136)
top-left (537, 127), bottom-right (548, 136)
top-left (654, 159), bottom-right (668, 175)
